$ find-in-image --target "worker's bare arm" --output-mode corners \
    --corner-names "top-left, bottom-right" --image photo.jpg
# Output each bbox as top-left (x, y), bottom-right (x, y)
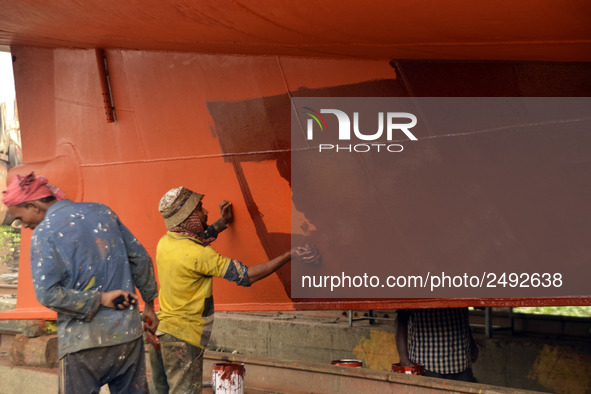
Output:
top-left (247, 244), bottom-right (320, 285)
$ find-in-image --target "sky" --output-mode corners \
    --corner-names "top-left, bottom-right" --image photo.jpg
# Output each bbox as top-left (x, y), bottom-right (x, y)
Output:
top-left (0, 51), bottom-right (16, 122)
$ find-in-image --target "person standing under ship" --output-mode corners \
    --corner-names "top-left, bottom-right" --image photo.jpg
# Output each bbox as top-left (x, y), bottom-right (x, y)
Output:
top-left (396, 308), bottom-right (479, 382)
top-left (152, 186), bottom-right (318, 393)
top-left (2, 172), bottom-right (159, 393)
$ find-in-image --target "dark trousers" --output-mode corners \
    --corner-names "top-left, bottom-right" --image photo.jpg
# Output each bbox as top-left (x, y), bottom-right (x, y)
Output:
top-left (423, 368), bottom-right (477, 382)
top-left (149, 333), bottom-right (205, 394)
top-left (59, 337), bottom-right (148, 394)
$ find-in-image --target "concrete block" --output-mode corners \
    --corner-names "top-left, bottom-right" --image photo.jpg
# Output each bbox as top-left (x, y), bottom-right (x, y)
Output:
top-left (22, 320), bottom-right (46, 338)
top-left (9, 334), bottom-right (58, 368)
top-left (209, 312), bottom-right (397, 370)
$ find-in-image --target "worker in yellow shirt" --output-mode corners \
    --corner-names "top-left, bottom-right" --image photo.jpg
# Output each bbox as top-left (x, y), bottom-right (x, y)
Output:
top-left (150, 186), bottom-right (318, 393)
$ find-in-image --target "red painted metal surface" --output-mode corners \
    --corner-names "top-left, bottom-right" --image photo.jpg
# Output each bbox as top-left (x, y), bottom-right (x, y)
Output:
top-left (0, 3), bottom-right (590, 319)
top-left (0, 1), bottom-right (590, 62)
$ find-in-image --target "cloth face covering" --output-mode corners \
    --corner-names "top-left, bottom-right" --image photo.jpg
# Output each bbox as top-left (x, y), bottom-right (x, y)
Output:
top-left (170, 209), bottom-right (216, 246)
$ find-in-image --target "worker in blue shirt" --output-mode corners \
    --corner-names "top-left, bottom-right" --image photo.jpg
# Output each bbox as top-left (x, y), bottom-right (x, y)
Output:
top-left (3, 172), bottom-right (158, 394)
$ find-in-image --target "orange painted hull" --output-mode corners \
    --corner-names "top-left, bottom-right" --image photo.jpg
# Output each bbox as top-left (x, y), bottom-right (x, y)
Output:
top-left (0, 1), bottom-right (590, 62)
top-left (0, 2), bottom-right (590, 318)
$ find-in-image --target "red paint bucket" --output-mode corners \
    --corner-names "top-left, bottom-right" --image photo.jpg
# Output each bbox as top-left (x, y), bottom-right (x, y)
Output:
top-left (212, 362), bottom-right (245, 393)
top-left (392, 362), bottom-right (425, 375)
top-left (331, 359), bottom-right (363, 368)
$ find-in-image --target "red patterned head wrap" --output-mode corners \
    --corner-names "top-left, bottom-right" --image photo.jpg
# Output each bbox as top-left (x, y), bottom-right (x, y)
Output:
top-left (2, 172), bottom-right (65, 207)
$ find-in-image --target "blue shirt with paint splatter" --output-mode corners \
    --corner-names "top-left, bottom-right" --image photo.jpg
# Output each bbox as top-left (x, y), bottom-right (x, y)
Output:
top-left (30, 199), bottom-right (158, 359)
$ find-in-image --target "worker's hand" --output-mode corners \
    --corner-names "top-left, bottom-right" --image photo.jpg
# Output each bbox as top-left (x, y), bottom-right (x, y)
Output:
top-left (142, 305), bottom-right (159, 334)
top-left (219, 200), bottom-right (233, 224)
top-left (101, 290), bottom-right (138, 310)
top-left (292, 243), bottom-right (321, 265)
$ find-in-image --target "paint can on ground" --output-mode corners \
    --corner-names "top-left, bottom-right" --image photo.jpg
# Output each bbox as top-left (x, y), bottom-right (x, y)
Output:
top-left (212, 362), bottom-right (245, 393)
top-left (331, 359), bottom-right (363, 368)
top-left (392, 362), bottom-right (424, 375)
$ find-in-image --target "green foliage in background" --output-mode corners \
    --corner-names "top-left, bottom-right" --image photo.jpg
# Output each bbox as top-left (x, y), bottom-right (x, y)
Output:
top-left (0, 224), bottom-right (20, 244)
top-left (0, 224), bottom-right (21, 272)
top-left (514, 306), bottom-right (591, 318)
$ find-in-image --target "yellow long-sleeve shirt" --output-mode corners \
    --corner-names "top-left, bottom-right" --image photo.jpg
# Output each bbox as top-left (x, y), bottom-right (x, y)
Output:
top-left (156, 231), bottom-right (230, 348)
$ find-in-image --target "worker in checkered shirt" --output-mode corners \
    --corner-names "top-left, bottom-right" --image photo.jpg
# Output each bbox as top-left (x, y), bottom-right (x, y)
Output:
top-left (396, 308), bottom-right (479, 381)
